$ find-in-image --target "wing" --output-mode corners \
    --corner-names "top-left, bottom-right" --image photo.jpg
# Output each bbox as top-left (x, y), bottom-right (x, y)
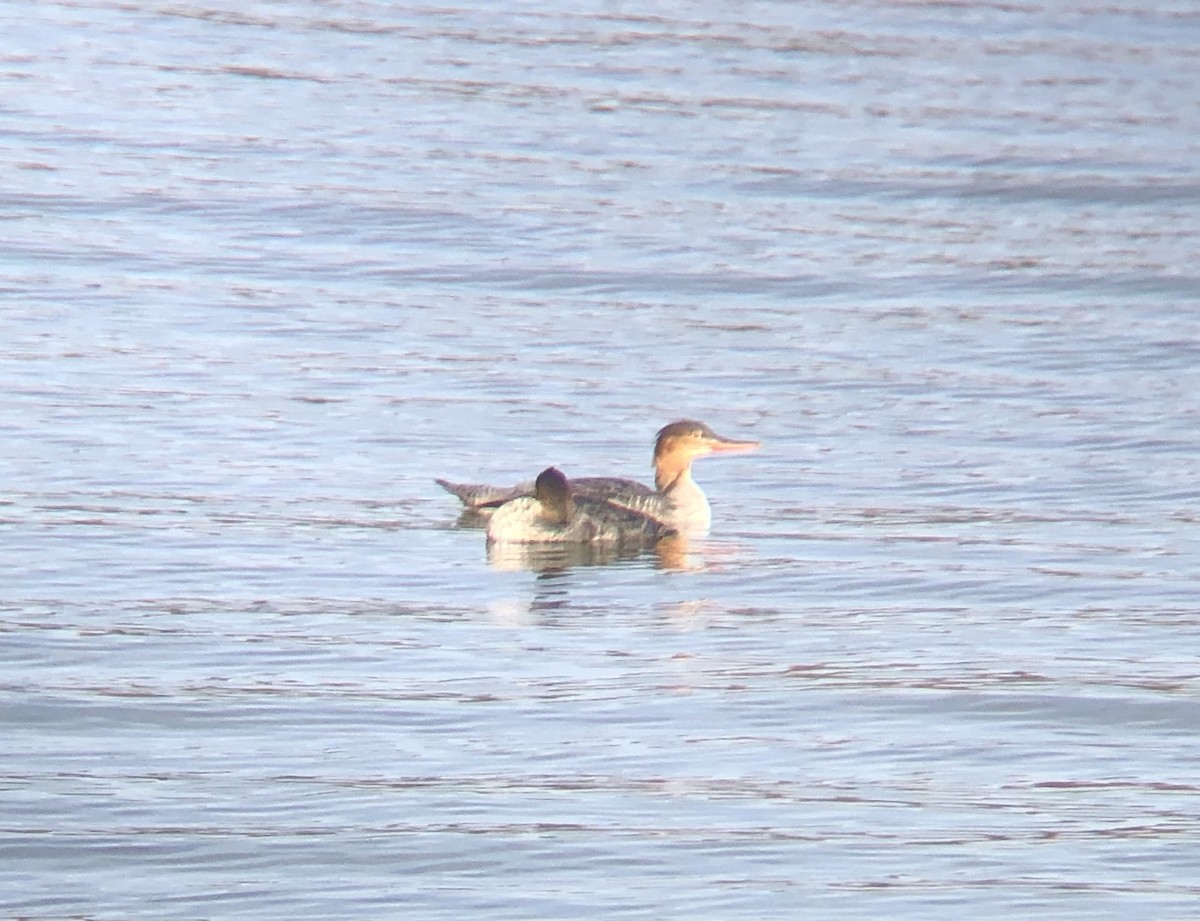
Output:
top-left (599, 491), bottom-right (672, 525)
top-left (569, 476), bottom-right (655, 498)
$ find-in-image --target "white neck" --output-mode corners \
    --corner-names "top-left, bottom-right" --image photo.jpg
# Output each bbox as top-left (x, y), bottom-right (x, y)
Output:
top-left (663, 470), bottom-right (711, 533)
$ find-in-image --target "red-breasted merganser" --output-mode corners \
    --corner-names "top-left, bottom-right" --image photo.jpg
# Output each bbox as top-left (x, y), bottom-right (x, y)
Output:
top-left (486, 466), bottom-right (676, 545)
top-left (438, 419), bottom-right (760, 534)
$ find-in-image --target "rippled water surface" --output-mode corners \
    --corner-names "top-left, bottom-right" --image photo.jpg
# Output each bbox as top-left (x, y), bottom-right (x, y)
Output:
top-left (3, 2), bottom-right (1199, 918)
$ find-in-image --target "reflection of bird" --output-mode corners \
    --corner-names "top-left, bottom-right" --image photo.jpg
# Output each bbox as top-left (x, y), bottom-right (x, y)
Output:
top-left (486, 467), bottom-right (676, 545)
top-left (438, 419), bottom-right (760, 533)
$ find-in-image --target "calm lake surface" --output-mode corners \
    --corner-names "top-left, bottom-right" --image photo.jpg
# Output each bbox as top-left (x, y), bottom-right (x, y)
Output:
top-left (3, 2), bottom-right (1199, 918)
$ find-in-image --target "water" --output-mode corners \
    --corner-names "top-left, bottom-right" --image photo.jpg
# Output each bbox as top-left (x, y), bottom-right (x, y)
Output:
top-left (3, 1), bottom-right (1199, 918)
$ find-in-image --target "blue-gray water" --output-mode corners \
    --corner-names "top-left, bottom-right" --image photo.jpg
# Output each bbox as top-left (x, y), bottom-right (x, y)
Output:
top-left (3, 2), bottom-right (1199, 918)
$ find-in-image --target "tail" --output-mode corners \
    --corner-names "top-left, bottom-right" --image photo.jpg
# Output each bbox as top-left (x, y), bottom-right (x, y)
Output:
top-left (435, 478), bottom-right (532, 508)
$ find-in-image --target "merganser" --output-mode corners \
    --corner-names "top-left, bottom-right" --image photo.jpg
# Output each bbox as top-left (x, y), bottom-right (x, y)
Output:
top-left (438, 419), bottom-right (760, 534)
top-left (486, 466), bottom-right (676, 545)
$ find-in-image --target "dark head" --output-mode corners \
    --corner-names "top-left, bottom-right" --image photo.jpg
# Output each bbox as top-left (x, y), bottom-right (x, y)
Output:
top-left (533, 466), bottom-right (575, 525)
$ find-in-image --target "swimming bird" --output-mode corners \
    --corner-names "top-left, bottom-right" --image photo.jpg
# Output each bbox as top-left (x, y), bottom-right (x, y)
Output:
top-left (438, 419), bottom-right (760, 534)
top-left (486, 466), bottom-right (676, 545)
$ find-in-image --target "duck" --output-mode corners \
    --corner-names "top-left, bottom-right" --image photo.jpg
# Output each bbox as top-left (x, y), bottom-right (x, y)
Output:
top-left (439, 419), bottom-right (760, 534)
top-left (486, 466), bottom-right (676, 545)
